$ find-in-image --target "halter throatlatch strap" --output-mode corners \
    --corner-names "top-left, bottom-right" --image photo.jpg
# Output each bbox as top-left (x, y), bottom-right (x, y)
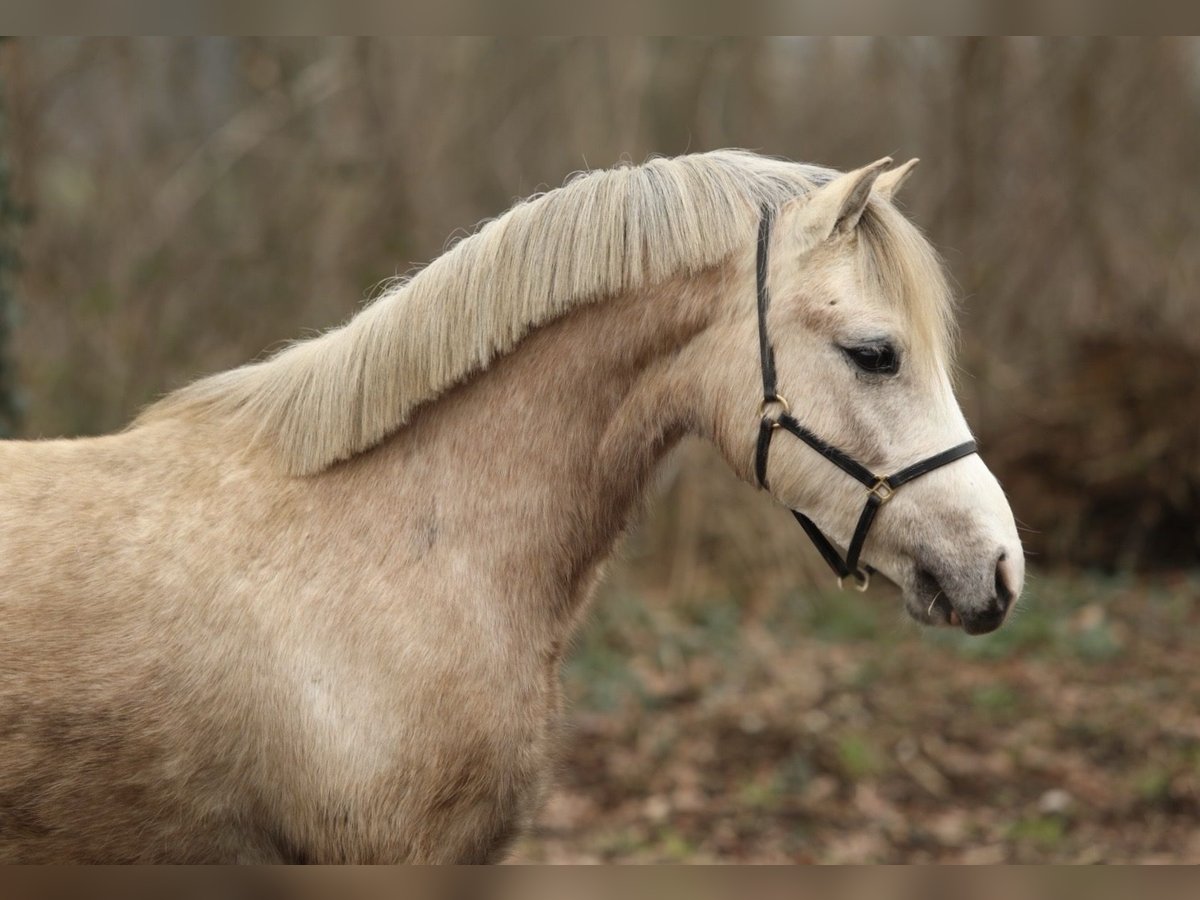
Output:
top-left (751, 202), bottom-right (978, 589)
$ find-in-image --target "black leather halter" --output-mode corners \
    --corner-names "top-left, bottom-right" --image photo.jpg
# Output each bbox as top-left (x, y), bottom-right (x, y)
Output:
top-left (753, 204), bottom-right (978, 590)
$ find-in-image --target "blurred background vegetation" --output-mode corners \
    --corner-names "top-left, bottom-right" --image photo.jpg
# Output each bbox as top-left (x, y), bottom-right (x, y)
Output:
top-left (1, 38), bottom-right (1197, 862)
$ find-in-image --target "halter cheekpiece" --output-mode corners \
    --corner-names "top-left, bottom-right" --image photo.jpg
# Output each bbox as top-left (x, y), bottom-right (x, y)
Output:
top-left (753, 203), bottom-right (978, 590)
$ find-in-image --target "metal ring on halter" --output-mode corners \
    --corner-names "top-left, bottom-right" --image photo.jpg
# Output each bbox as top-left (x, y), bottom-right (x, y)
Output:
top-left (867, 479), bottom-right (895, 504)
top-left (837, 571), bottom-right (871, 592)
top-left (759, 394), bottom-right (790, 428)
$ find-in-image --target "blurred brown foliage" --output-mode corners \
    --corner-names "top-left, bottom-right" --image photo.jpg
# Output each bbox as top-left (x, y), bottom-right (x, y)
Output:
top-left (1, 37), bottom-right (1197, 578)
top-left (515, 572), bottom-right (1200, 862)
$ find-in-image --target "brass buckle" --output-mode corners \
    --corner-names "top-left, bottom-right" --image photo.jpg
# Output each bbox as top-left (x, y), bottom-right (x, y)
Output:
top-left (759, 393), bottom-right (790, 429)
top-left (868, 479), bottom-right (895, 503)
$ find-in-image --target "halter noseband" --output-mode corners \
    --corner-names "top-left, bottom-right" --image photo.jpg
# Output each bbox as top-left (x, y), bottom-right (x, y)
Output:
top-left (753, 204), bottom-right (978, 590)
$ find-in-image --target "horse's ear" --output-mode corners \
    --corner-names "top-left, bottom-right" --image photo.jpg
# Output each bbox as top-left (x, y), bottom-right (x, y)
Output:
top-left (875, 158), bottom-right (919, 201)
top-left (785, 157), bottom-right (892, 248)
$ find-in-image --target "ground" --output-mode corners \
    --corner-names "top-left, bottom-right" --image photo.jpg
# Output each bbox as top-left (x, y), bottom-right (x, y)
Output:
top-left (510, 571), bottom-right (1200, 863)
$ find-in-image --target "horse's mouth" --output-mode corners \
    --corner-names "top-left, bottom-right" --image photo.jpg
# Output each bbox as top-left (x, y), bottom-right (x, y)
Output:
top-left (906, 568), bottom-right (961, 629)
top-left (906, 564), bottom-right (1016, 635)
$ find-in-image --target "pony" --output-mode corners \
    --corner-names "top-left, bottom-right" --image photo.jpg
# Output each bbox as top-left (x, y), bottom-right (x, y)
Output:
top-left (0, 151), bottom-right (1022, 862)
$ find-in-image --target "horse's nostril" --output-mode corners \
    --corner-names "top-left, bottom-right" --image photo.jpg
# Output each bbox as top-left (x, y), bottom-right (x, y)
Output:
top-left (994, 551), bottom-right (1015, 612)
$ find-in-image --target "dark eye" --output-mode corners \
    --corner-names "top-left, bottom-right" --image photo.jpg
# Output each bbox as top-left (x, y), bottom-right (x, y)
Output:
top-left (842, 343), bottom-right (900, 375)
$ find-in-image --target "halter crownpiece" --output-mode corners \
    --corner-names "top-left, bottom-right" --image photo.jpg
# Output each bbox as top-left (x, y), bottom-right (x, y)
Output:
top-left (752, 203), bottom-right (978, 590)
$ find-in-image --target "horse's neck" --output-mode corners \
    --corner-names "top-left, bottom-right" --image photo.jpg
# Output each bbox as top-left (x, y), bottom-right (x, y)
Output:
top-left (350, 266), bottom-right (732, 630)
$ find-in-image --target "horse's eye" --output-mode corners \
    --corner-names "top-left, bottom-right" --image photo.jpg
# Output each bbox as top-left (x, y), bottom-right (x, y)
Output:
top-left (842, 343), bottom-right (900, 375)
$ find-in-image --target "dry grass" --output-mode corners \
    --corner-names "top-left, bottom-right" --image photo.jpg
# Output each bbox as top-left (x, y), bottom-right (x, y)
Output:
top-left (513, 570), bottom-right (1200, 862)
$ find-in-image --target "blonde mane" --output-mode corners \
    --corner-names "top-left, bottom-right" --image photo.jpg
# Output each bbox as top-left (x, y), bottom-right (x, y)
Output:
top-left (140, 151), bottom-right (952, 475)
